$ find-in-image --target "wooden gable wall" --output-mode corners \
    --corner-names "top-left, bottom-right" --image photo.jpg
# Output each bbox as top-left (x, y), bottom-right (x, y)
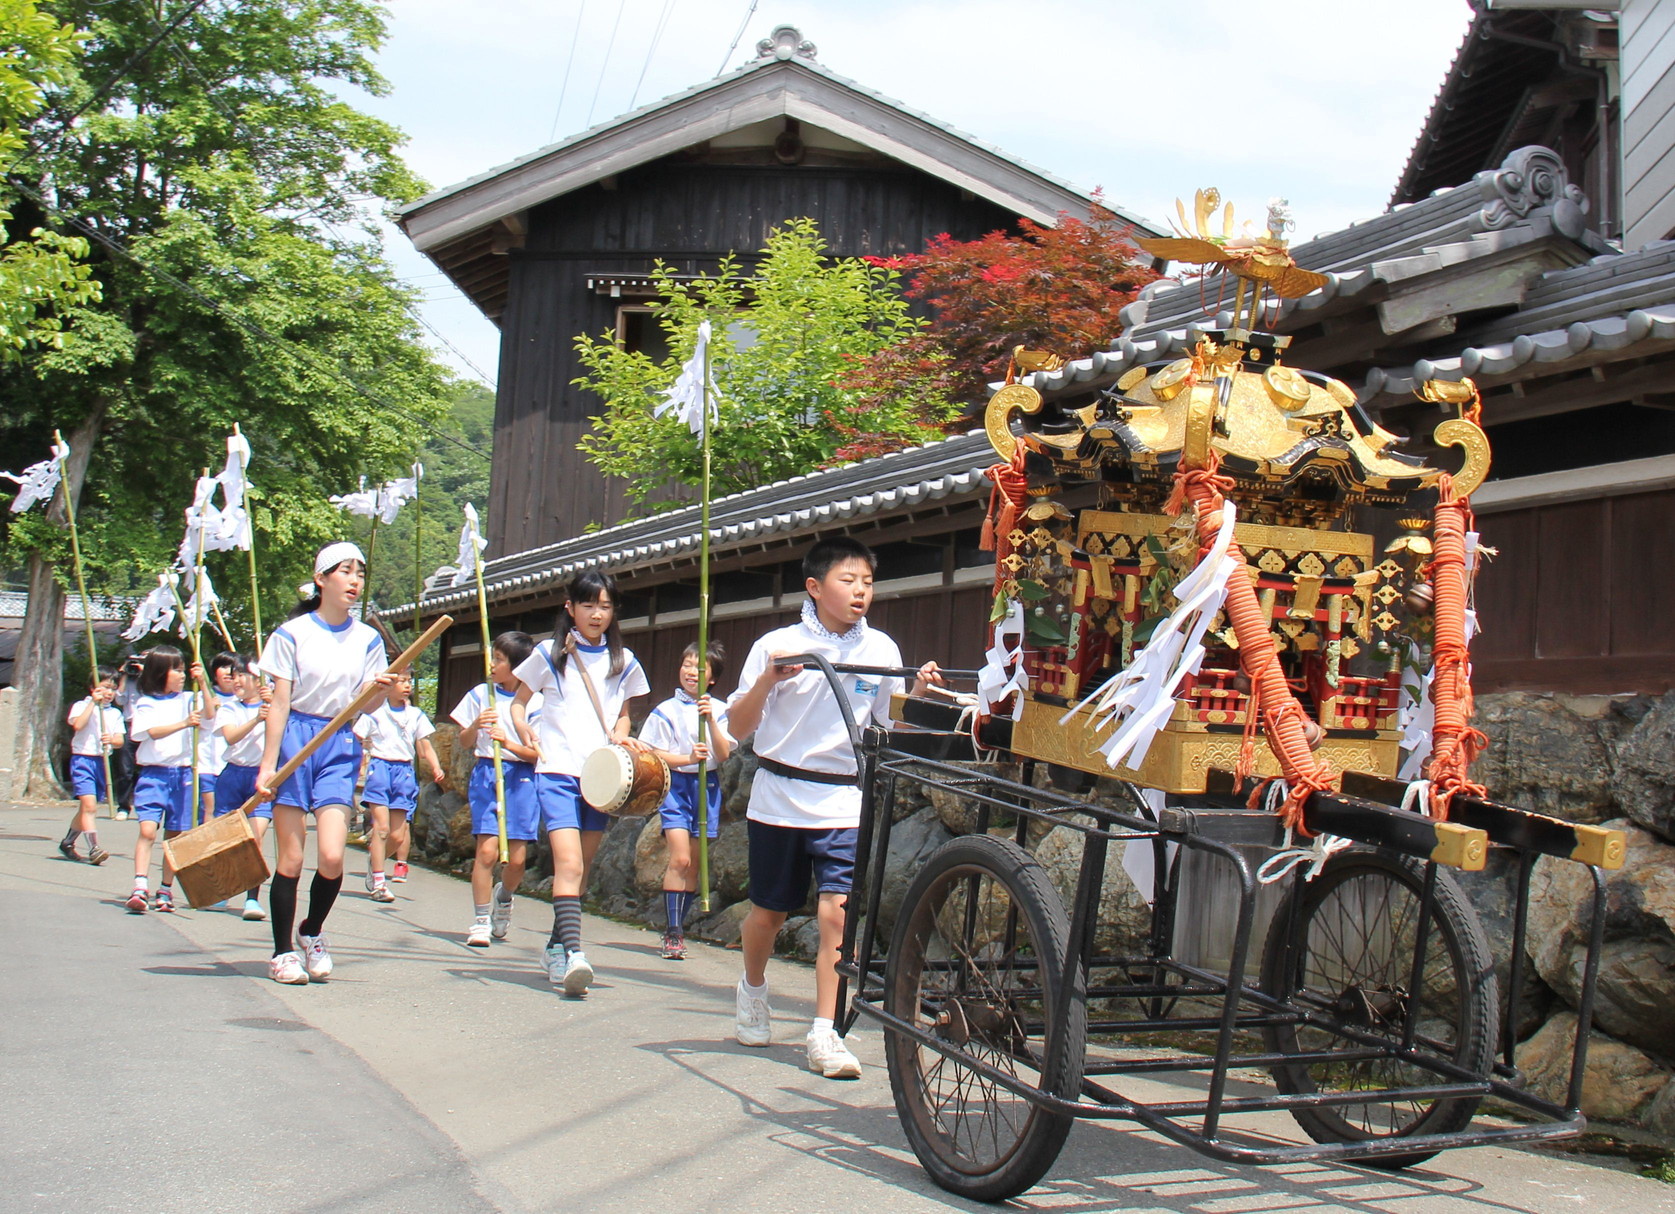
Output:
top-left (489, 158), bottom-right (1018, 555)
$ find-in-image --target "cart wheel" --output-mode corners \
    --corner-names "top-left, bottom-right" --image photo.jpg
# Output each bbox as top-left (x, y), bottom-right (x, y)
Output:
top-left (884, 834), bottom-right (1086, 1202)
top-left (1259, 848), bottom-right (1498, 1168)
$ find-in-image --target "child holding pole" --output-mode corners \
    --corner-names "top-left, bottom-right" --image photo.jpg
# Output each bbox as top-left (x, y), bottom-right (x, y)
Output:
top-left (60, 666), bottom-right (121, 864)
top-left (640, 641), bottom-right (732, 959)
top-left (213, 654), bottom-right (272, 920)
top-left (127, 647), bottom-right (214, 913)
top-left (354, 671), bottom-right (444, 902)
top-left (452, 631), bottom-right (542, 946)
top-left (255, 542), bottom-right (393, 984)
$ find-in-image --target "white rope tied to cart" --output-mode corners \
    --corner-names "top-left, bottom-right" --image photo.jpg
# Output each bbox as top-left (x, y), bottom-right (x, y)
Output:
top-left (1254, 780), bottom-right (1351, 884)
top-left (1399, 778), bottom-right (1432, 816)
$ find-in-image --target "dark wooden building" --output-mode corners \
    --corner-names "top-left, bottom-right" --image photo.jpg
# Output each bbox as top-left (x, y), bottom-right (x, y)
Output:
top-left (398, 25), bottom-right (1159, 555)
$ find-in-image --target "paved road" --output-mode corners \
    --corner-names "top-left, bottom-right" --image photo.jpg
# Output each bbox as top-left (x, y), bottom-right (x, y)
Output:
top-left (3, 798), bottom-right (1672, 1214)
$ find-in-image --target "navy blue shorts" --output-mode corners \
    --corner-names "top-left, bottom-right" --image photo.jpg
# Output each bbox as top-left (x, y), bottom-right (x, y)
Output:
top-left (536, 771), bottom-right (610, 833)
top-left (274, 711), bottom-right (359, 813)
top-left (746, 820), bottom-right (857, 912)
top-left (362, 757), bottom-right (418, 814)
top-left (69, 754), bottom-right (107, 800)
top-left (660, 771), bottom-right (721, 839)
top-left (470, 756), bottom-right (539, 841)
top-left (212, 763), bottom-right (271, 820)
top-left (133, 766), bottom-right (194, 832)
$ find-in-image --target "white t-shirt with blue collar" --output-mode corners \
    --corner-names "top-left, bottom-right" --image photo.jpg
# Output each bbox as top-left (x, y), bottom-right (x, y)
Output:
top-left (513, 634), bottom-right (650, 777)
top-left (450, 682), bottom-right (543, 761)
top-left (261, 611), bottom-right (386, 718)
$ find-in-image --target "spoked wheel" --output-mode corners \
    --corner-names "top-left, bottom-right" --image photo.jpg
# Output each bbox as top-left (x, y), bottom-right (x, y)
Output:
top-left (1260, 848), bottom-right (1498, 1168)
top-left (883, 834), bottom-right (1086, 1202)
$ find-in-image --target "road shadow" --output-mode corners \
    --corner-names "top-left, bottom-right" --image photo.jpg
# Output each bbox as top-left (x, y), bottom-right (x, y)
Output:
top-left (628, 1037), bottom-right (1545, 1214)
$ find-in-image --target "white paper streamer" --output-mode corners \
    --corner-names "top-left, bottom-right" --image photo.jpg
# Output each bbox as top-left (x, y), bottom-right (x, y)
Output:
top-left (655, 319), bottom-right (719, 436)
top-left (1, 438), bottom-right (69, 513)
top-left (431, 502), bottom-right (488, 589)
top-left (976, 600), bottom-right (1028, 721)
top-left (122, 572), bottom-right (179, 641)
top-left (329, 475), bottom-right (379, 518)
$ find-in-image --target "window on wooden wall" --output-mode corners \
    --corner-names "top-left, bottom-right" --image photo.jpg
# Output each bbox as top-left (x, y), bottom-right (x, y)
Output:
top-left (616, 305), bottom-right (671, 364)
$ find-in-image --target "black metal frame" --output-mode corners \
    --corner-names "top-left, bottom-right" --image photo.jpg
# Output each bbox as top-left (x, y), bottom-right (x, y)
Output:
top-left (779, 654), bottom-right (1609, 1169)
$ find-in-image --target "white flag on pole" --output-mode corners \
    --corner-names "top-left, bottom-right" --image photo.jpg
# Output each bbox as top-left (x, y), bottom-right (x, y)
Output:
top-left (375, 462), bottom-right (422, 525)
top-left (432, 503), bottom-right (487, 589)
top-left (175, 473), bottom-right (224, 568)
top-left (214, 431), bottom-right (253, 551)
top-left (329, 476), bottom-right (379, 517)
top-left (654, 319), bottom-right (719, 437)
top-left (181, 567), bottom-right (219, 637)
top-left (122, 572), bottom-right (179, 641)
top-left (1, 437), bottom-right (70, 513)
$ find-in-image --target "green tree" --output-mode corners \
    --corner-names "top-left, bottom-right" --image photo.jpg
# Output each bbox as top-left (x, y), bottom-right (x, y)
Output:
top-left (0, 0), bottom-right (98, 355)
top-left (572, 218), bottom-right (955, 513)
top-left (0, 0), bottom-right (452, 797)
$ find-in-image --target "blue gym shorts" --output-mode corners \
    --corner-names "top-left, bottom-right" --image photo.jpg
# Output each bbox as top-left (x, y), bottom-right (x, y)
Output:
top-left (69, 754), bottom-right (107, 800)
top-left (746, 820), bottom-right (856, 912)
top-left (535, 771), bottom-right (611, 834)
top-left (212, 763), bottom-right (272, 820)
top-left (470, 756), bottom-right (539, 841)
top-left (133, 766), bottom-right (194, 832)
top-left (273, 711), bottom-right (359, 813)
top-left (660, 770), bottom-right (721, 839)
top-left (363, 757), bottom-right (419, 814)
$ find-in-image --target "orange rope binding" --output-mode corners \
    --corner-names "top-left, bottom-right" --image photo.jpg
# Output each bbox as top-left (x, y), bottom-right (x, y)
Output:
top-left (1424, 471), bottom-right (1487, 820)
top-left (1169, 451), bottom-right (1337, 834)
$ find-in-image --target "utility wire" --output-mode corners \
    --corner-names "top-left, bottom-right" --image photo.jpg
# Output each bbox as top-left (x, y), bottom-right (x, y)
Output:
top-left (7, 175), bottom-right (492, 463)
top-left (585, 0), bottom-right (627, 128)
top-left (548, 0), bottom-right (588, 142)
top-left (717, 0), bottom-right (758, 76)
top-left (628, 0), bottom-right (677, 111)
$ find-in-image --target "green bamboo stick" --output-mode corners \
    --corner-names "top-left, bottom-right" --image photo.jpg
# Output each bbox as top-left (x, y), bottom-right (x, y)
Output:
top-left (696, 339), bottom-right (714, 914)
top-left (470, 515), bottom-right (509, 865)
top-left (234, 424), bottom-right (265, 661)
top-left (54, 431), bottom-right (117, 818)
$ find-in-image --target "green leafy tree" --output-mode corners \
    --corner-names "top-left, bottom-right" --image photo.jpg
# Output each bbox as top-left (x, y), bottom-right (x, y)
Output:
top-left (0, 0), bottom-right (453, 796)
top-left (573, 218), bottom-right (955, 513)
top-left (0, 0), bottom-right (98, 355)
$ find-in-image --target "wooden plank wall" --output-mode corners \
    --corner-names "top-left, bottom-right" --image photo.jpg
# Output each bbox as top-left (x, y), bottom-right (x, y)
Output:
top-left (1474, 487), bottom-right (1675, 693)
top-left (489, 161), bottom-right (1016, 556)
top-left (1624, 0), bottom-right (1675, 247)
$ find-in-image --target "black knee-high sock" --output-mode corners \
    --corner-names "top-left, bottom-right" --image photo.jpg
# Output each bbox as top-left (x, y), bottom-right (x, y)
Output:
top-left (549, 894), bottom-right (582, 953)
top-left (271, 873), bottom-right (299, 956)
top-left (664, 890), bottom-right (683, 932)
top-left (298, 872), bottom-right (342, 937)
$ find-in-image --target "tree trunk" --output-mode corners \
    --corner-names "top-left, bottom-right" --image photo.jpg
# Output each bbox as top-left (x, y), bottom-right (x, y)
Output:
top-left (12, 402), bottom-right (109, 801)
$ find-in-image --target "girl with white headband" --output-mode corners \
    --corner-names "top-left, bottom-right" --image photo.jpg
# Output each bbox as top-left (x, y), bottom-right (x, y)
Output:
top-left (255, 541), bottom-right (394, 985)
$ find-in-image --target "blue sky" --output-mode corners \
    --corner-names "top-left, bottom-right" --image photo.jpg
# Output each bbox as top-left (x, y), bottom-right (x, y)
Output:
top-left (357, 0), bottom-right (1474, 387)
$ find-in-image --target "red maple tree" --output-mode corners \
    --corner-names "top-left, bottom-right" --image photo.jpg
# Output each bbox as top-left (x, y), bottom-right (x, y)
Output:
top-left (832, 196), bottom-right (1159, 460)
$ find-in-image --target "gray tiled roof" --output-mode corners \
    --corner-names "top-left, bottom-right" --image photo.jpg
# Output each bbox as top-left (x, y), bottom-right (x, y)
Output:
top-left (399, 431), bottom-right (996, 616)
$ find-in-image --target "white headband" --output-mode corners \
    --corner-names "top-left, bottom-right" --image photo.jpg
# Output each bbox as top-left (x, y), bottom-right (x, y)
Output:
top-left (314, 541), bottom-right (366, 575)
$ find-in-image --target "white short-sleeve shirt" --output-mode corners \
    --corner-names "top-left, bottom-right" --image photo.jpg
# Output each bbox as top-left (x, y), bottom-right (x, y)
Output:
top-left (68, 697), bottom-right (124, 756)
top-left (639, 690), bottom-right (730, 775)
top-left (450, 683), bottom-right (543, 760)
top-left (353, 703), bottom-right (436, 762)
top-left (219, 698), bottom-right (267, 767)
top-left (132, 692), bottom-right (196, 767)
top-left (261, 612), bottom-right (386, 718)
top-left (728, 614), bottom-right (903, 829)
top-left (513, 635), bottom-right (650, 776)
top-left (198, 690), bottom-right (237, 775)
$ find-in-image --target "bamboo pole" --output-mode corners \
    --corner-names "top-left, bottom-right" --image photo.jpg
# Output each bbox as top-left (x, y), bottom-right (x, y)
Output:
top-left (233, 424), bottom-right (264, 661)
top-left (363, 512), bottom-right (379, 623)
top-left (54, 430), bottom-right (117, 818)
top-left (470, 518), bottom-right (509, 865)
top-left (209, 598), bottom-right (236, 652)
top-left (189, 468), bottom-right (209, 828)
top-left (695, 341), bottom-right (714, 913)
top-left (413, 467), bottom-right (424, 709)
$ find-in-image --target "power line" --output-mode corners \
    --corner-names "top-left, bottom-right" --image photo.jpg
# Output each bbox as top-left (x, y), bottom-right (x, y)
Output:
top-left (585, 0), bottom-right (627, 128)
top-left (717, 0), bottom-right (759, 76)
top-left (628, 0), bottom-right (677, 111)
top-left (7, 175), bottom-right (492, 464)
top-left (549, 0), bottom-right (588, 142)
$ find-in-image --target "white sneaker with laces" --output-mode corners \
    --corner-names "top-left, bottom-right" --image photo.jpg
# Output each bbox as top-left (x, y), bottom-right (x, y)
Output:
top-left (466, 919), bottom-right (491, 947)
top-left (298, 933), bottom-right (333, 981)
top-left (489, 883), bottom-right (512, 939)
top-left (242, 897), bottom-right (267, 921)
top-left (369, 881), bottom-right (396, 904)
top-left (363, 872), bottom-right (381, 894)
top-left (735, 980), bottom-right (772, 1047)
top-left (542, 944), bottom-right (566, 987)
top-left (269, 952), bottom-right (309, 985)
top-left (562, 949), bottom-right (594, 996)
top-left (805, 1026), bottom-right (862, 1079)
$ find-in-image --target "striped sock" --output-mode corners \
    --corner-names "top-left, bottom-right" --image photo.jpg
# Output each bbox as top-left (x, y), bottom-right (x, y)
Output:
top-left (549, 895), bottom-right (582, 953)
top-left (664, 890), bottom-right (683, 932)
top-left (677, 890), bottom-right (696, 929)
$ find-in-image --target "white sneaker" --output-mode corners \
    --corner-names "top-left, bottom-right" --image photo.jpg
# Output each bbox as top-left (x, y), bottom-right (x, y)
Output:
top-left (735, 980), bottom-right (772, 1047)
top-left (369, 880), bottom-right (396, 904)
top-left (806, 1026), bottom-right (862, 1079)
top-left (562, 949), bottom-right (594, 997)
top-left (269, 952), bottom-right (308, 985)
top-left (242, 898), bottom-right (267, 921)
top-left (466, 919), bottom-right (491, 948)
top-left (363, 872), bottom-right (382, 893)
top-left (298, 933), bottom-right (333, 981)
top-left (542, 944), bottom-right (566, 988)
top-left (489, 883), bottom-right (512, 939)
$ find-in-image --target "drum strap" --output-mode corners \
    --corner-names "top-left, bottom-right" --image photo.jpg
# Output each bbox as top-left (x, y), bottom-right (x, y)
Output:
top-left (565, 636), bottom-right (614, 742)
top-left (757, 755), bottom-right (858, 787)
